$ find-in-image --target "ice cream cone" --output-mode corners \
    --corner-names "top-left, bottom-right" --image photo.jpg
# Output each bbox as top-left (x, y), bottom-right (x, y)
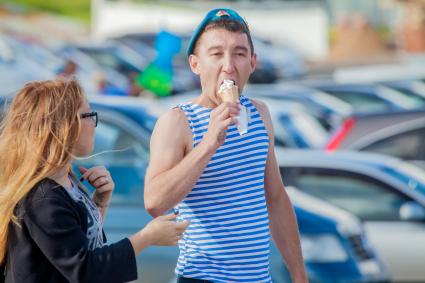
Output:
top-left (218, 80), bottom-right (239, 103)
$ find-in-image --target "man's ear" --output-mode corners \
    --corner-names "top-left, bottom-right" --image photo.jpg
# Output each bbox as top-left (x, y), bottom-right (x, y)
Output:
top-left (250, 53), bottom-right (257, 74)
top-left (189, 54), bottom-right (201, 75)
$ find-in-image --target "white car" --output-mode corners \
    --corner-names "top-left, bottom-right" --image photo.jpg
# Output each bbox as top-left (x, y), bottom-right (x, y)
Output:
top-left (276, 148), bottom-right (425, 282)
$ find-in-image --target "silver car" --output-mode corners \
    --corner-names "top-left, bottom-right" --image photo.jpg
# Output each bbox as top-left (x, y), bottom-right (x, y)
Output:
top-left (276, 148), bottom-right (425, 282)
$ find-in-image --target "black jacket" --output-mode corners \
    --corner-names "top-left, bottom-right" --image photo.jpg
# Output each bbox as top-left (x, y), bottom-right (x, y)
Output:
top-left (5, 178), bottom-right (137, 283)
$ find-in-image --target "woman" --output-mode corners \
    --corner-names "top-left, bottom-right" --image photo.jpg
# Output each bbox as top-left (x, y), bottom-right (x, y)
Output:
top-left (0, 79), bottom-right (189, 283)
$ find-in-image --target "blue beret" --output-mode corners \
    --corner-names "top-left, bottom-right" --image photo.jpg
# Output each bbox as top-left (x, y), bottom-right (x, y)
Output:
top-left (186, 8), bottom-right (248, 58)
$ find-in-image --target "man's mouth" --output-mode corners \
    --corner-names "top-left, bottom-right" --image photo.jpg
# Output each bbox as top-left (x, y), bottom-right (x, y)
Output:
top-left (220, 79), bottom-right (235, 85)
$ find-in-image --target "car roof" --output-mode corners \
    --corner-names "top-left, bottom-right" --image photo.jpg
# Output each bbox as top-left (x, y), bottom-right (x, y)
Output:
top-left (275, 148), bottom-right (425, 203)
top-left (275, 148), bottom-right (403, 169)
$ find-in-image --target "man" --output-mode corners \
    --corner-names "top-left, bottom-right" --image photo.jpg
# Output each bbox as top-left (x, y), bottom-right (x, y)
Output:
top-left (145, 8), bottom-right (307, 283)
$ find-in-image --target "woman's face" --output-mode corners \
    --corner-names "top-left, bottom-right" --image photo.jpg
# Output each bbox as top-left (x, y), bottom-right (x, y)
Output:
top-left (73, 101), bottom-right (96, 157)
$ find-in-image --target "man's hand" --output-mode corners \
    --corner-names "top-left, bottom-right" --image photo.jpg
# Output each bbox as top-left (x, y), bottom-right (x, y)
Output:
top-left (202, 101), bottom-right (240, 151)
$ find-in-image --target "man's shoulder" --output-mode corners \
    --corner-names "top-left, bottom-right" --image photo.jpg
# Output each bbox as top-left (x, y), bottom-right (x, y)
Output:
top-left (151, 107), bottom-right (193, 148)
top-left (156, 107), bottom-right (190, 130)
top-left (248, 98), bottom-right (270, 116)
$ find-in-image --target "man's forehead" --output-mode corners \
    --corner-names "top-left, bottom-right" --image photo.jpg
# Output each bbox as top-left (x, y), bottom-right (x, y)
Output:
top-left (199, 29), bottom-right (250, 49)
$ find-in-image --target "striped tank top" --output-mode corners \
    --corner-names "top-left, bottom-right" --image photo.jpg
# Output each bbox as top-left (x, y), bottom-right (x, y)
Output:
top-left (175, 95), bottom-right (272, 283)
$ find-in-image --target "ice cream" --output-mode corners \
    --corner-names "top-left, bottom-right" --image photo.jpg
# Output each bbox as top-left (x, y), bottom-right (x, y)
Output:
top-left (218, 79), bottom-right (239, 103)
top-left (218, 80), bottom-right (248, 135)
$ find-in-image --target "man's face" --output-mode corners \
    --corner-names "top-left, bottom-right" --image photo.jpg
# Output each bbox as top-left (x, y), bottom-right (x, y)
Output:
top-left (189, 28), bottom-right (256, 106)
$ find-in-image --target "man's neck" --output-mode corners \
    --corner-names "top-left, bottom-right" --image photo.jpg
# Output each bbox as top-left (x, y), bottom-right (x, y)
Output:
top-left (192, 93), bottom-right (220, 109)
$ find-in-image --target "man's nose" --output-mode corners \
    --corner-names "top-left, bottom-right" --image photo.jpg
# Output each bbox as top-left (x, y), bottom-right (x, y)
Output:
top-left (222, 54), bottom-right (236, 73)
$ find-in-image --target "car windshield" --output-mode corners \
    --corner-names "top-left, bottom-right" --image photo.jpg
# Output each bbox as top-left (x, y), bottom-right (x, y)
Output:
top-left (377, 86), bottom-right (425, 109)
top-left (325, 91), bottom-right (391, 112)
top-left (81, 49), bottom-right (140, 76)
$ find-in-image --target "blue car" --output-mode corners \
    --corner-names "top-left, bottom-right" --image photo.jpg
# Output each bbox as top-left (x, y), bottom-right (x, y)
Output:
top-left (69, 97), bottom-right (388, 283)
top-left (279, 188), bottom-right (388, 283)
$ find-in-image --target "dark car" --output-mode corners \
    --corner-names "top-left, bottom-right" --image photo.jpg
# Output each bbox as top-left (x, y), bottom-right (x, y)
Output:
top-left (326, 109), bottom-right (425, 169)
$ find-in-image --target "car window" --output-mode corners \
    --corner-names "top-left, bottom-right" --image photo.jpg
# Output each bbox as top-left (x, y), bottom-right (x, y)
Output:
top-left (81, 49), bottom-right (139, 76)
top-left (75, 119), bottom-right (149, 206)
top-left (325, 91), bottom-right (391, 113)
top-left (389, 86), bottom-right (425, 106)
top-left (361, 128), bottom-right (425, 160)
top-left (283, 167), bottom-right (413, 221)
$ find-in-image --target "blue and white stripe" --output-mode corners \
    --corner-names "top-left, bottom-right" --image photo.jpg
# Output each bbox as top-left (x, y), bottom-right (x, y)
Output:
top-left (175, 95), bottom-right (272, 283)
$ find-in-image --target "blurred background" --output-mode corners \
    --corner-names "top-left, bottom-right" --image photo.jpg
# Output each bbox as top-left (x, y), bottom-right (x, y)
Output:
top-left (1, 0), bottom-right (425, 282)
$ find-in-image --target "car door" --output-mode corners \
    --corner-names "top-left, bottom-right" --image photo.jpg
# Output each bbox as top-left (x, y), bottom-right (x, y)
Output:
top-left (74, 110), bottom-right (179, 283)
top-left (281, 167), bottom-right (425, 282)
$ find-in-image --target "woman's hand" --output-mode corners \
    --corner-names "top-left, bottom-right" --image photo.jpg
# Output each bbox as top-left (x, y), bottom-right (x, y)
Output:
top-left (80, 166), bottom-right (114, 208)
top-left (142, 213), bottom-right (190, 246)
top-left (130, 213), bottom-right (190, 255)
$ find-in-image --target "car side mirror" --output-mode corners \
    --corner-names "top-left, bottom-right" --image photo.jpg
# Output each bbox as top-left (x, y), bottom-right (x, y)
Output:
top-left (400, 201), bottom-right (425, 221)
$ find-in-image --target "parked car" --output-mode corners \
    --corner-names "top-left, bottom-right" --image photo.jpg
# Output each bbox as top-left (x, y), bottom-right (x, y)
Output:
top-left (0, 35), bottom-right (56, 96)
top-left (279, 188), bottom-right (389, 283)
top-left (326, 109), bottom-right (425, 169)
top-left (244, 83), bottom-right (353, 131)
top-left (256, 97), bottom-right (328, 148)
top-left (303, 81), bottom-right (425, 112)
top-left (56, 43), bottom-right (130, 92)
top-left (277, 149), bottom-right (425, 282)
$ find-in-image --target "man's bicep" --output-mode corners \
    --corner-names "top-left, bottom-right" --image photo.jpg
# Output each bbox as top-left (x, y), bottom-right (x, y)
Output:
top-left (145, 109), bottom-right (189, 181)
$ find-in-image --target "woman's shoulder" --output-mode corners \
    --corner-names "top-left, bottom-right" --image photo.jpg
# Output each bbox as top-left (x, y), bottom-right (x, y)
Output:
top-left (27, 178), bottom-right (66, 201)
top-left (16, 178), bottom-right (70, 215)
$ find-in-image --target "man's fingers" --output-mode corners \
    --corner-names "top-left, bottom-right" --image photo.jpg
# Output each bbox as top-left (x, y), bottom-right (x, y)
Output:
top-left (217, 108), bottom-right (231, 120)
top-left (222, 117), bottom-right (236, 127)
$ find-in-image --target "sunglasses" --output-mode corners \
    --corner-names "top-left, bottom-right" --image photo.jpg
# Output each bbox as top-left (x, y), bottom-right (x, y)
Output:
top-left (80, 111), bottom-right (98, 127)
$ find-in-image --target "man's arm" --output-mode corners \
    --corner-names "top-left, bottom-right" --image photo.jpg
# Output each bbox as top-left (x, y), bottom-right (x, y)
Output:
top-left (252, 99), bottom-right (308, 283)
top-left (144, 103), bottom-right (239, 217)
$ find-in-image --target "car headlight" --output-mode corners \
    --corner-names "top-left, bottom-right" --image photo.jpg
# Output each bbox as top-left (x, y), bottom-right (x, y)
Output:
top-left (301, 234), bottom-right (348, 262)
